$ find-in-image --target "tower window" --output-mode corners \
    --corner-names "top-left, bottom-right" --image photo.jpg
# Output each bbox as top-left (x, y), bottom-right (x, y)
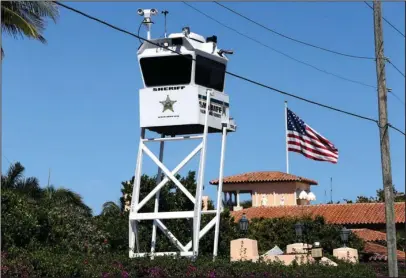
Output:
top-left (195, 55), bottom-right (226, 92)
top-left (140, 55), bottom-right (193, 87)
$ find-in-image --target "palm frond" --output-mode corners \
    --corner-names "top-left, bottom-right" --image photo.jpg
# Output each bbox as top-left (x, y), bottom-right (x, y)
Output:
top-left (3, 162), bottom-right (25, 189)
top-left (43, 185), bottom-right (93, 216)
top-left (101, 201), bottom-right (121, 216)
top-left (1, 1), bottom-right (59, 52)
top-left (1, 4), bottom-right (42, 40)
top-left (15, 176), bottom-right (42, 199)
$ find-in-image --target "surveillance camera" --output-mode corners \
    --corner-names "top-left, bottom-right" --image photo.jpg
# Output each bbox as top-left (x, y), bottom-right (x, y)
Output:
top-left (151, 8), bottom-right (158, 15)
top-left (218, 49), bottom-right (234, 57)
top-left (137, 9), bottom-right (144, 16)
top-left (182, 26), bottom-right (191, 36)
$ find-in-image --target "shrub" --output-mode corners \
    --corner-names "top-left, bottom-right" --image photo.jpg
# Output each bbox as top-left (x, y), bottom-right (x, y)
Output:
top-left (1, 248), bottom-right (377, 278)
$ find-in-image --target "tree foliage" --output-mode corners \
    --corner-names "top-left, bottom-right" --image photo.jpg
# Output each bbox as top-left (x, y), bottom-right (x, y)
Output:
top-left (1, 249), bottom-right (378, 278)
top-left (1, 162), bottom-right (380, 277)
top-left (349, 187), bottom-right (406, 203)
top-left (1, 162), bottom-right (106, 254)
top-left (1, 1), bottom-right (58, 58)
top-left (247, 216), bottom-right (364, 254)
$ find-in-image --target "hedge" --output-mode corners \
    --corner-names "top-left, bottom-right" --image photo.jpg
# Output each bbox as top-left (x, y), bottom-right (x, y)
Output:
top-left (1, 248), bottom-right (377, 278)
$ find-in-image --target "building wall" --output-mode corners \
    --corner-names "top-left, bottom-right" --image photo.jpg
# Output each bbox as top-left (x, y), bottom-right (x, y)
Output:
top-left (222, 182), bottom-right (312, 207)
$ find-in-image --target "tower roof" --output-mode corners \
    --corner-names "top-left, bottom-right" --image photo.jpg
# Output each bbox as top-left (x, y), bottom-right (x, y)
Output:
top-left (209, 171), bottom-right (318, 186)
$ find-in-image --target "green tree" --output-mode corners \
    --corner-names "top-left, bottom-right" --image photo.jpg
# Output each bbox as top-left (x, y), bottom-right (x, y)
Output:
top-left (1, 1), bottom-right (58, 58)
top-left (1, 161), bottom-right (42, 200)
top-left (240, 200), bottom-right (252, 209)
top-left (41, 185), bottom-right (92, 216)
top-left (353, 186), bottom-right (405, 203)
top-left (1, 189), bottom-right (39, 250)
top-left (114, 171), bottom-right (238, 256)
top-left (247, 215), bottom-right (364, 254)
top-left (1, 162), bottom-right (106, 254)
top-left (94, 201), bottom-right (128, 252)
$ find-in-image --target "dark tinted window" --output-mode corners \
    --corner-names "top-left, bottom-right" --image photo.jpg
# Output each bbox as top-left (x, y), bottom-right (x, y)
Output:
top-left (195, 55), bottom-right (226, 92)
top-left (140, 55), bottom-right (192, 87)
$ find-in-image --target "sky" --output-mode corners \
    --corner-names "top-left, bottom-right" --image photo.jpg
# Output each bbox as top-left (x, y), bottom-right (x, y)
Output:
top-left (2, 2), bottom-right (405, 215)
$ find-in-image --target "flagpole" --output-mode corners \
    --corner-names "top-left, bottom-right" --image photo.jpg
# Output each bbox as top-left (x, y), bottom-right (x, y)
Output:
top-left (285, 101), bottom-right (289, 174)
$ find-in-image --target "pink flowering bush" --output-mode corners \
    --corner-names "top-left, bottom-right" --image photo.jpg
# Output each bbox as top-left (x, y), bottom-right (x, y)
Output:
top-left (1, 249), bottom-right (377, 278)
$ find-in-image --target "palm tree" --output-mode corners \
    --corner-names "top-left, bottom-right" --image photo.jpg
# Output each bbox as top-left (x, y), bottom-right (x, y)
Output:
top-left (42, 185), bottom-right (93, 216)
top-left (1, 161), bottom-right (42, 199)
top-left (100, 201), bottom-right (121, 216)
top-left (1, 1), bottom-right (59, 58)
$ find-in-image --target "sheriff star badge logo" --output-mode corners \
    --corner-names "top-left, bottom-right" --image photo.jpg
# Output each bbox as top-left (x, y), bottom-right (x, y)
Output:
top-left (159, 95), bottom-right (177, 112)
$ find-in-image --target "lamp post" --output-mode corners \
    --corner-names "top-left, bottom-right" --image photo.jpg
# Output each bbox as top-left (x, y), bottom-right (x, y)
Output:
top-left (295, 222), bottom-right (304, 243)
top-left (340, 227), bottom-right (350, 247)
top-left (239, 213), bottom-right (249, 235)
top-left (311, 241), bottom-right (323, 263)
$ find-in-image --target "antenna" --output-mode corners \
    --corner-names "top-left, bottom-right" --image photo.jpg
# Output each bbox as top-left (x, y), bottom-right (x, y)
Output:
top-left (161, 10), bottom-right (169, 38)
top-left (330, 177), bottom-right (333, 203)
top-left (47, 168), bottom-right (51, 187)
top-left (137, 8), bottom-right (158, 40)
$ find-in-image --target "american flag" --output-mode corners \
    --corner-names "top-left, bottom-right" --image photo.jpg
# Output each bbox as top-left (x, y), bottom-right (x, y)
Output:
top-left (287, 108), bottom-right (339, 164)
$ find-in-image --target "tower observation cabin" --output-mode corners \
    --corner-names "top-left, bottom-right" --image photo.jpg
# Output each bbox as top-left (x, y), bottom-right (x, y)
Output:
top-left (137, 25), bottom-right (236, 135)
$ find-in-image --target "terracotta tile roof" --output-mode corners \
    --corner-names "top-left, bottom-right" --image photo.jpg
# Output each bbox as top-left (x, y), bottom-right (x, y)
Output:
top-left (231, 202), bottom-right (405, 225)
top-left (351, 229), bottom-right (387, 242)
top-left (210, 171), bottom-right (318, 185)
top-left (363, 242), bottom-right (405, 261)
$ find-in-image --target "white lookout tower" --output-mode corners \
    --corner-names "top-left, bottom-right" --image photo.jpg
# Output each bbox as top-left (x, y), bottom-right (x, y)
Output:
top-left (129, 8), bottom-right (236, 259)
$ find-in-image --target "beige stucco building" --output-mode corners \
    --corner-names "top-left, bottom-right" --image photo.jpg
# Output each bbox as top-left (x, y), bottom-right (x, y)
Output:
top-left (209, 171), bottom-right (318, 210)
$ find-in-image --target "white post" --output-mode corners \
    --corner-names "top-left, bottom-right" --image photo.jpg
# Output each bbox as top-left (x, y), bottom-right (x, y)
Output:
top-left (213, 125), bottom-right (227, 258)
top-left (146, 23), bottom-right (152, 40)
top-left (285, 101), bottom-right (290, 174)
top-left (151, 134), bottom-right (165, 257)
top-left (236, 190), bottom-right (240, 207)
top-left (193, 89), bottom-right (212, 257)
top-left (129, 128), bottom-right (146, 257)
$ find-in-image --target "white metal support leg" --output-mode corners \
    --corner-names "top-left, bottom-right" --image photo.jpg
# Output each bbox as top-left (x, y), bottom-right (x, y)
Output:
top-left (129, 133), bottom-right (208, 259)
top-left (128, 89), bottom-right (232, 259)
top-left (213, 124), bottom-right (227, 259)
top-left (129, 128), bottom-right (146, 257)
top-left (192, 90), bottom-right (212, 258)
top-left (151, 134), bottom-right (165, 258)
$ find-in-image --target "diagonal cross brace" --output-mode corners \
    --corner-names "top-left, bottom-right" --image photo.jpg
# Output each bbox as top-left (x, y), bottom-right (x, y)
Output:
top-left (142, 144), bottom-right (196, 203)
top-left (155, 219), bottom-right (187, 252)
top-left (185, 216), bottom-right (217, 251)
top-left (133, 143), bottom-right (202, 213)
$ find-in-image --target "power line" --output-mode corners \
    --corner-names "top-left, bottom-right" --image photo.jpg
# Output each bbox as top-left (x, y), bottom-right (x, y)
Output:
top-left (2, 155), bottom-right (12, 165)
top-left (389, 124), bottom-right (406, 136)
top-left (364, 1), bottom-right (405, 38)
top-left (183, 2), bottom-right (376, 89)
top-left (54, 2), bottom-right (405, 136)
top-left (183, 2), bottom-right (405, 106)
top-left (387, 59), bottom-right (406, 78)
top-left (364, 2), bottom-right (406, 78)
top-left (214, 2), bottom-right (375, 60)
top-left (215, 2), bottom-right (405, 79)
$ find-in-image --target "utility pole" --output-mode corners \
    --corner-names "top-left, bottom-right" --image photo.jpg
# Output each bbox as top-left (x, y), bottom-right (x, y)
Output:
top-left (373, 1), bottom-right (398, 276)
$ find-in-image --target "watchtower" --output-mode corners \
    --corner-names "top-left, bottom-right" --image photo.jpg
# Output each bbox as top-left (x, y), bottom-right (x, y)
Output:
top-left (129, 9), bottom-right (236, 259)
